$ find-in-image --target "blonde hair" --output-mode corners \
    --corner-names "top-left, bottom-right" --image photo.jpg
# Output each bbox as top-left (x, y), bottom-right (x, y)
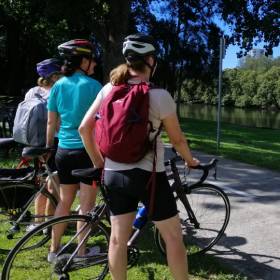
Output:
top-left (110, 60), bottom-right (147, 85)
top-left (37, 73), bottom-right (62, 87)
top-left (37, 77), bottom-right (51, 87)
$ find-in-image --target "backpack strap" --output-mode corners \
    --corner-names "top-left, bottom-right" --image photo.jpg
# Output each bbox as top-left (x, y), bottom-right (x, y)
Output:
top-left (147, 122), bottom-right (163, 217)
top-left (34, 87), bottom-right (48, 101)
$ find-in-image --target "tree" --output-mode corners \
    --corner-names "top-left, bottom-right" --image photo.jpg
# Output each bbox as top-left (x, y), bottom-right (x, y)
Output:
top-left (220, 0), bottom-right (280, 56)
top-left (255, 66), bottom-right (280, 109)
top-left (0, 0), bottom-right (131, 95)
top-left (0, 0), bottom-right (279, 98)
top-left (239, 56), bottom-right (274, 72)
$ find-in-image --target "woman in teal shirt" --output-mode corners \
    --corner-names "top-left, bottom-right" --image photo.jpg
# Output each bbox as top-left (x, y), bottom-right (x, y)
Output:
top-left (46, 39), bottom-right (102, 262)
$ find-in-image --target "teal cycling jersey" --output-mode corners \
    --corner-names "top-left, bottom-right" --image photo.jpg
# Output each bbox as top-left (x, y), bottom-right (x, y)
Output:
top-left (48, 72), bottom-right (102, 149)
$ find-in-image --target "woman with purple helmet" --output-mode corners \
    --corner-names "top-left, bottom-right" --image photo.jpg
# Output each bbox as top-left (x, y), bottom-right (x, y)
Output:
top-left (24, 58), bottom-right (62, 232)
top-left (25, 58), bottom-right (62, 100)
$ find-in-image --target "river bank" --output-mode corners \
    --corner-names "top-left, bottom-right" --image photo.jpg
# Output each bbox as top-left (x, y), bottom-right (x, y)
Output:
top-left (179, 104), bottom-right (280, 130)
top-left (163, 117), bottom-right (280, 172)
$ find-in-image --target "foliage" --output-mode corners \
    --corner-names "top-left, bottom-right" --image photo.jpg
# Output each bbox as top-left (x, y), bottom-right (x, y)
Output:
top-left (220, 0), bottom-right (280, 56)
top-left (180, 56), bottom-right (280, 110)
top-left (0, 0), bottom-right (279, 98)
top-left (239, 55), bottom-right (280, 71)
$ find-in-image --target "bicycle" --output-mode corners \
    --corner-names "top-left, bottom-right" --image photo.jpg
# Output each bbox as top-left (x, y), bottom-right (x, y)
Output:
top-left (0, 138), bottom-right (59, 253)
top-left (1, 150), bottom-right (230, 280)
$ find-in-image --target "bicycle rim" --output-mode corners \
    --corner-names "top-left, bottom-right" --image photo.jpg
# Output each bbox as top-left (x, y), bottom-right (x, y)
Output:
top-left (0, 184), bottom-right (57, 253)
top-left (2, 214), bottom-right (109, 280)
top-left (154, 183), bottom-right (230, 255)
top-left (180, 183), bottom-right (230, 254)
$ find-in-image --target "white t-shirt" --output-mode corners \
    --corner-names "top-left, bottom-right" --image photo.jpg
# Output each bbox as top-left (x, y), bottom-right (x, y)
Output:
top-left (97, 79), bottom-right (176, 172)
top-left (24, 86), bottom-right (49, 100)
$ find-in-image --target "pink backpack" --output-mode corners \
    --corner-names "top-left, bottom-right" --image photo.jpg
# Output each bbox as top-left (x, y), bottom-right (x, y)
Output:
top-left (95, 82), bottom-right (156, 163)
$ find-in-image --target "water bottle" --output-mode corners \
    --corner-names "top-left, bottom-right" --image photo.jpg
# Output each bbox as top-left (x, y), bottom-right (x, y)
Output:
top-left (133, 206), bottom-right (148, 230)
top-left (128, 206), bottom-right (148, 246)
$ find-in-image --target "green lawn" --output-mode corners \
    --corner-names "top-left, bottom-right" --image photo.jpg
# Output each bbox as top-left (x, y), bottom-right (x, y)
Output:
top-left (163, 118), bottom-right (280, 172)
top-left (0, 224), bottom-right (246, 280)
top-left (0, 121), bottom-right (262, 279)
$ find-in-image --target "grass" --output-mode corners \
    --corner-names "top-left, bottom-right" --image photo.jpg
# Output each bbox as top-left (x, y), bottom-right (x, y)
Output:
top-left (0, 125), bottom-right (258, 279)
top-left (0, 223), bottom-right (247, 280)
top-left (163, 118), bottom-right (280, 171)
top-left (0, 153), bottom-right (247, 279)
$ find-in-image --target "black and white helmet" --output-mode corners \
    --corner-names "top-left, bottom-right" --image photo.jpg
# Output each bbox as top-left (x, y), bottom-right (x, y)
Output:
top-left (122, 33), bottom-right (156, 60)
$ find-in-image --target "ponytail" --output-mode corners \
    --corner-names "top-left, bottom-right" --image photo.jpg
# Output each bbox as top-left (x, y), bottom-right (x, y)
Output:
top-left (110, 60), bottom-right (147, 85)
top-left (110, 64), bottom-right (130, 85)
top-left (37, 77), bottom-right (52, 87)
top-left (62, 56), bottom-right (83, 76)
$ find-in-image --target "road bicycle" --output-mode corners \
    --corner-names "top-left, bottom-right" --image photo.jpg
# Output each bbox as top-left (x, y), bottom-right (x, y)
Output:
top-left (0, 138), bottom-right (59, 253)
top-left (1, 150), bottom-right (230, 280)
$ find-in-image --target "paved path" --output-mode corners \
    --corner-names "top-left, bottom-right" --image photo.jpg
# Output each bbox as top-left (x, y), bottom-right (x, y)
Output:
top-left (165, 146), bottom-right (280, 280)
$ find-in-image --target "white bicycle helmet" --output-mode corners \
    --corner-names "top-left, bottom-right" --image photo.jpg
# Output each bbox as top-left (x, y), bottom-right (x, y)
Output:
top-left (122, 33), bottom-right (156, 59)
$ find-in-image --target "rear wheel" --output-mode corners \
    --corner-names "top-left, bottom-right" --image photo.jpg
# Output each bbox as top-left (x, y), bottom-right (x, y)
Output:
top-left (0, 183), bottom-right (57, 253)
top-left (1, 214), bottom-right (109, 280)
top-left (155, 183), bottom-right (230, 255)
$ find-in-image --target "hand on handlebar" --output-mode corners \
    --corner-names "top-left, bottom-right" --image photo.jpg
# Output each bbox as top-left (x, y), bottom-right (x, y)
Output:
top-left (185, 157), bottom-right (200, 168)
top-left (42, 147), bottom-right (55, 163)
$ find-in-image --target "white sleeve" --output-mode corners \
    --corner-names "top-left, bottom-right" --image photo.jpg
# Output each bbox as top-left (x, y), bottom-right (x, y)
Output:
top-left (150, 89), bottom-right (176, 120)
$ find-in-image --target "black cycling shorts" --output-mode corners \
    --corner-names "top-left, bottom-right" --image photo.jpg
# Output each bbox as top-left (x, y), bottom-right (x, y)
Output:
top-left (47, 137), bottom-right (58, 172)
top-left (104, 168), bottom-right (178, 221)
top-left (55, 147), bottom-right (93, 184)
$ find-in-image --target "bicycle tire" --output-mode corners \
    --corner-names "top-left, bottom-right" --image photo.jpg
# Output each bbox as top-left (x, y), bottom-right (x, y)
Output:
top-left (154, 183), bottom-right (230, 255)
top-left (0, 183), bottom-right (57, 253)
top-left (1, 214), bottom-right (109, 280)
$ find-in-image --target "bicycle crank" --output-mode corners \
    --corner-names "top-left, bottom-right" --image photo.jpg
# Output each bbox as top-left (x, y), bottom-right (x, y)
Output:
top-left (127, 246), bottom-right (140, 268)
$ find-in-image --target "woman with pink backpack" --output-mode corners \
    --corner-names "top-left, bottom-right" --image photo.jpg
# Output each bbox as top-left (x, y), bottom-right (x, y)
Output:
top-left (79, 33), bottom-right (199, 280)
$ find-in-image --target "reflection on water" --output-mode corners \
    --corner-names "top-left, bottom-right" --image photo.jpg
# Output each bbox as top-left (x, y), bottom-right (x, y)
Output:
top-left (179, 104), bottom-right (280, 129)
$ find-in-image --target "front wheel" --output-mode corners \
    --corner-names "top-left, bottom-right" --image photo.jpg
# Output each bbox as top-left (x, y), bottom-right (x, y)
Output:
top-left (0, 183), bottom-right (57, 253)
top-left (154, 183), bottom-right (230, 255)
top-left (1, 214), bottom-right (110, 280)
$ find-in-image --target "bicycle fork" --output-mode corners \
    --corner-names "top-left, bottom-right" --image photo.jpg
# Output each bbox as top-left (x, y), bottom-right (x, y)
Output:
top-left (176, 186), bottom-right (200, 229)
top-left (170, 160), bottom-right (200, 229)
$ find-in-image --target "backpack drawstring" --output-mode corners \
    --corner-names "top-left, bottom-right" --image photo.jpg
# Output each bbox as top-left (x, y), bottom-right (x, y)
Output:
top-left (147, 123), bottom-right (162, 217)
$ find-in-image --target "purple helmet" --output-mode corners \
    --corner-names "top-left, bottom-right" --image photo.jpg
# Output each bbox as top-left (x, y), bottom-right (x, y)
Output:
top-left (36, 58), bottom-right (62, 78)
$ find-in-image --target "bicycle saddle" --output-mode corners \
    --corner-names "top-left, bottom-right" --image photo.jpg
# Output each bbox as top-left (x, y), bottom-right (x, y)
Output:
top-left (71, 168), bottom-right (102, 185)
top-left (0, 138), bottom-right (15, 149)
top-left (22, 146), bottom-right (49, 158)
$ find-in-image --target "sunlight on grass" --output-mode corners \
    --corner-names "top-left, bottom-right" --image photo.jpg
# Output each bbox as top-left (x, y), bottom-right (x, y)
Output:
top-left (165, 118), bottom-right (280, 171)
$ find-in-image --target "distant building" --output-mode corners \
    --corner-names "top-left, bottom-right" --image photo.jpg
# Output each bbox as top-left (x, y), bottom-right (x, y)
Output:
top-left (248, 48), bottom-right (265, 58)
top-left (238, 48), bottom-right (270, 67)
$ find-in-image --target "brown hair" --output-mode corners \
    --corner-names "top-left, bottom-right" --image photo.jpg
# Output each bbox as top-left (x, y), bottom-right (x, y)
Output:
top-left (110, 60), bottom-right (147, 85)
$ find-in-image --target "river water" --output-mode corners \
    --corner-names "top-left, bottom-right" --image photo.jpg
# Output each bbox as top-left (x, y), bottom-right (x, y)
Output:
top-left (179, 104), bottom-right (280, 129)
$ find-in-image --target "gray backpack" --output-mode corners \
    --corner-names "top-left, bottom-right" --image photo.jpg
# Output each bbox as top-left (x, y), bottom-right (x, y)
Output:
top-left (13, 94), bottom-right (48, 147)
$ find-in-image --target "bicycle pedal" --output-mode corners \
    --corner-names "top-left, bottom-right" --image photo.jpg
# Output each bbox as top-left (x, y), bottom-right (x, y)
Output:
top-left (53, 254), bottom-right (72, 274)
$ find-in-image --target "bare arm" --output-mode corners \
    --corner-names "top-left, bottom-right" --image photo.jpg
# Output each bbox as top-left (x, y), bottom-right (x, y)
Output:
top-left (79, 94), bottom-right (104, 168)
top-left (46, 111), bottom-right (58, 148)
top-left (163, 113), bottom-right (199, 167)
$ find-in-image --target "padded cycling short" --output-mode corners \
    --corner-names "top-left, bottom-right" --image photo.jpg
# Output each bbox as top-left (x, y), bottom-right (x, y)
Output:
top-left (47, 137), bottom-right (58, 172)
top-left (55, 147), bottom-right (93, 184)
top-left (104, 168), bottom-right (178, 221)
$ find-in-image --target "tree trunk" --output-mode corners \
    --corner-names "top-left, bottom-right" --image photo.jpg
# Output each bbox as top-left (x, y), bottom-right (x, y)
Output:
top-left (5, 18), bottom-right (21, 96)
top-left (176, 65), bottom-right (184, 119)
top-left (102, 0), bottom-right (130, 82)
